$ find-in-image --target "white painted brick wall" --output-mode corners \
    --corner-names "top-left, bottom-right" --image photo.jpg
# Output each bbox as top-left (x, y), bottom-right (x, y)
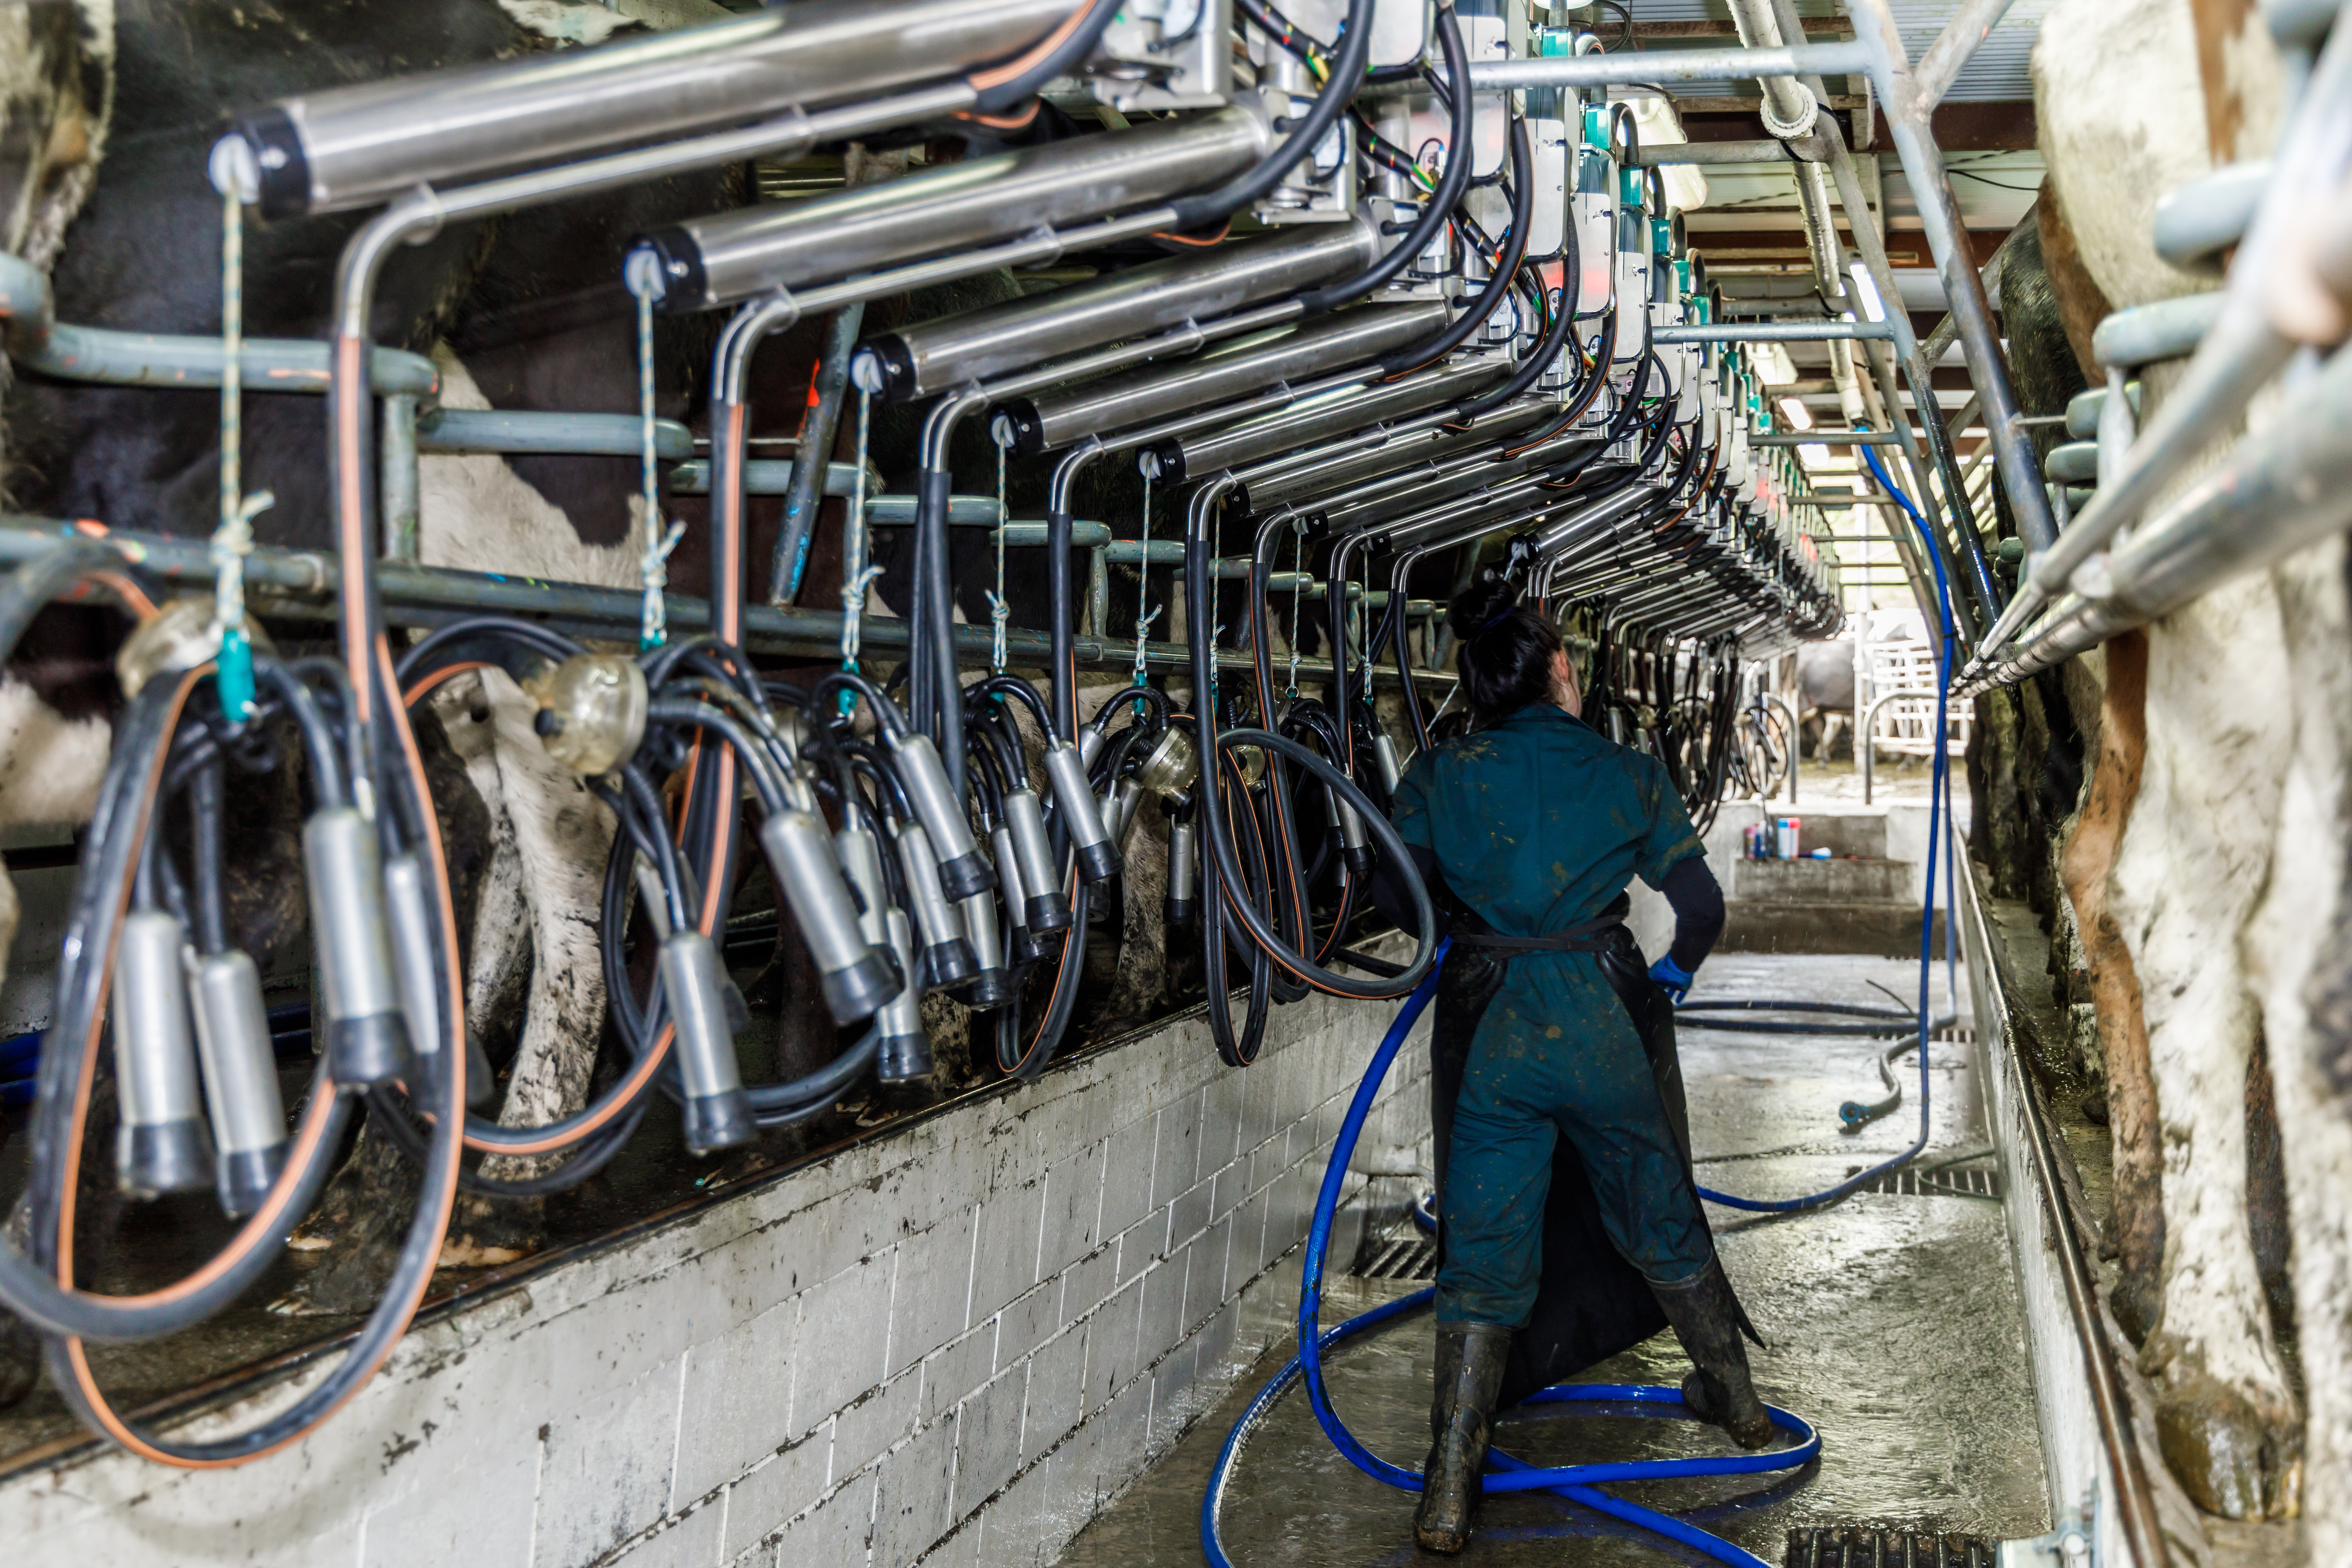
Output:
top-left (2, 977), bottom-right (1432, 1568)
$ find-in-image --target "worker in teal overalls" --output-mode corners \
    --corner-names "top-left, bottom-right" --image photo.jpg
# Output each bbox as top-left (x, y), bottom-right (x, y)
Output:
top-left (1374, 574), bottom-right (1773, 1555)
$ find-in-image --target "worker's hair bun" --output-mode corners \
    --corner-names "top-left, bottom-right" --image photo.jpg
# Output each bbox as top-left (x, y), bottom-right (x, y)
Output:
top-left (1445, 574), bottom-right (1523, 643)
top-left (1445, 573), bottom-right (1563, 720)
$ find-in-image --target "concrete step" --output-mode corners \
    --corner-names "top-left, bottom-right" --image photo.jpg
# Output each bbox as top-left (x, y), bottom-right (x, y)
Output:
top-left (1722, 899), bottom-right (1950, 958)
top-left (1730, 855), bottom-right (1912, 903)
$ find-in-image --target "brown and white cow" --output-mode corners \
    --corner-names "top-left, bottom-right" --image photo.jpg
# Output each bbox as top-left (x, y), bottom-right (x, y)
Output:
top-left (2035, 0), bottom-right (2347, 1532)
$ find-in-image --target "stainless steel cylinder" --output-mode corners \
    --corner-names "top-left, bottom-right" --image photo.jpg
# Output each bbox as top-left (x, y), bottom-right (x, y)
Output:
top-left (1331, 789), bottom-right (1373, 874)
top-left (889, 731), bottom-right (992, 898)
top-left (990, 823), bottom-right (1028, 929)
top-left (836, 823), bottom-right (893, 948)
top-left (892, 822), bottom-right (978, 992)
top-left (760, 810), bottom-right (898, 1023)
top-left (188, 948), bottom-right (288, 1217)
top-left (957, 891), bottom-right (1015, 1009)
top-left (1043, 741), bottom-right (1120, 885)
top-left (858, 220), bottom-right (1377, 402)
top-left (1372, 732), bottom-right (1405, 794)
top-left (304, 807), bottom-right (413, 1090)
top-left (636, 107), bottom-right (1270, 313)
top-left (112, 910), bottom-right (211, 1198)
top-left (998, 303), bottom-right (1451, 455)
top-left (874, 908), bottom-right (934, 1082)
top-left (658, 930), bottom-right (754, 1156)
top-left (1242, 402), bottom-right (1557, 510)
top-left (1145, 356), bottom-right (1512, 483)
top-left (1102, 777), bottom-right (1145, 849)
top-left (1002, 787), bottom-right (1072, 933)
top-left (1165, 814), bottom-right (1199, 925)
top-left (223, 0), bottom-right (1076, 219)
top-left (383, 851), bottom-right (444, 1062)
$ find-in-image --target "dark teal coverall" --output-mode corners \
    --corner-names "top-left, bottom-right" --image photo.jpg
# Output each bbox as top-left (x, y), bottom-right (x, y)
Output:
top-left (1391, 703), bottom-right (1716, 1330)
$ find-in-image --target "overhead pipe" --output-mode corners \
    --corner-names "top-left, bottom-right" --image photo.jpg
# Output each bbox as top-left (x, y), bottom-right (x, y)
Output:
top-left (853, 219), bottom-right (1377, 402)
top-left (1392, 42), bottom-right (1877, 93)
top-left (1143, 356), bottom-right (1513, 483)
top-left (632, 107), bottom-right (1272, 313)
top-left (1843, 0), bottom-right (2058, 563)
top-left (218, 0), bottom-right (1083, 217)
top-left (994, 302), bottom-right (1450, 455)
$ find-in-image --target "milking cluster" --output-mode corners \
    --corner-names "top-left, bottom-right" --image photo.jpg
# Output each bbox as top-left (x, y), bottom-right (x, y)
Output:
top-left (0, 0), bottom-right (1850, 1468)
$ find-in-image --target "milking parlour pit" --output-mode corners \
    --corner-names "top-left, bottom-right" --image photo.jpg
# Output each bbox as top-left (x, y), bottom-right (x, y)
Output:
top-left (4, 2), bottom-right (2324, 1566)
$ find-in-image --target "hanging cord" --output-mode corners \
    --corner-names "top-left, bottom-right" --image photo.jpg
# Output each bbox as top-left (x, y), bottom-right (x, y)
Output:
top-left (636, 289), bottom-right (686, 649)
top-left (982, 443), bottom-right (1011, 674)
top-left (1130, 469), bottom-right (1159, 708)
top-left (1286, 518), bottom-right (1307, 703)
top-left (837, 387), bottom-right (879, 715)
top-left (213, 187), bottom-right (270, 722)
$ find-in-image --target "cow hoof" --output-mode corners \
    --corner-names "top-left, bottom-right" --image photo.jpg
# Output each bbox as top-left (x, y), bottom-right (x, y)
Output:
top-left (2155, 1372), bottom-right (2303, 1519)
top-left (2109, 1273), bottom-right (2160, 1345)
top-left (437, 1234), bottom-right (534, 1269)
top-left (440, 1191), bottom-right (545, 1266)
top-left (0, 1309), bottom-right (37, 1411)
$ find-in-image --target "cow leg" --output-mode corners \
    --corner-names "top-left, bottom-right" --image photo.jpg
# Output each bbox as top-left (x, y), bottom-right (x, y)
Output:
top-left (0, 683), bottom-right (107, 1388)
top-left (0, 677), bottom-right (108, 992)
top-left (453, 668), bottom-right (616, 1254)
top-left (2112, 584), bottom-right (2302, 1519)
top-left (2063, 633), bottom-right (2162, 1336)
top-left (1101, 804), bottom-right (1171, 1032)
top-left (2250, 540), bottom-right (2352, 1552)
top-left (436, 677), bottom-right (535, 1084)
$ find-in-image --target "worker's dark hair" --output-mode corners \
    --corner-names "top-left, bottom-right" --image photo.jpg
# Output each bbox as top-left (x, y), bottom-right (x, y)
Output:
top-left (1447, 573), bottom-right (1563, 720)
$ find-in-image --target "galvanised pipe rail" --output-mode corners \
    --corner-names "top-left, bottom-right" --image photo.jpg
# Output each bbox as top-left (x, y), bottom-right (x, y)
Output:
top-left (2089, 293), bottom-right (2226, 370)
top-left (1453, 42), bottom-right (1876, 90)
top-left (0, 251), bottom-right (436, 395)
top-left (1654, 321), bottom-right (1894, 342)
top-left (416, 409), bottom-right (694, 458)
top-left (1956, 333), bottom-right (2352, 697)
top-left (1630, 140), bottom-right (1797, 166)
top-left (1843, 0), bottom-right (2058, 564)
top-left (1968, 11), bottom-right (2352, 669)
top-left (0, 518), bottom-right (1453, 694)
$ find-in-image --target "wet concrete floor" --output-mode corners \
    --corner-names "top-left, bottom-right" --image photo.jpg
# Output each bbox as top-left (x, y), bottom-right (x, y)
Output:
top-left (1061, 953), bottom-right (2052, 1567)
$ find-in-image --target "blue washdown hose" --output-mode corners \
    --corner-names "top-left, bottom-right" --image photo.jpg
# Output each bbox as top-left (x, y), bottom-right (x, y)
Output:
top-left (1199, 944), bottom-right (1822, 1568)
top-left (1202, 444), bottom-right (1953, 1561)
top-left (1695, 439), bottom-right (1957, 1214)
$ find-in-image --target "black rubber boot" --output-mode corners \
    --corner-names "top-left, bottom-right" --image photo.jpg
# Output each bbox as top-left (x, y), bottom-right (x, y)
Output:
top-left (1651, 1259), bottom-right (1776, 1449)
top-left (1415, 1322), bottom-right (1511, 1554)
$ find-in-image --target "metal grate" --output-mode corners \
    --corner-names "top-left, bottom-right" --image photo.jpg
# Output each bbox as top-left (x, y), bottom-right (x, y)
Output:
top-left (1787, 1527), bottom-right (2000, 1567)
top-left (1353, 1235), bottom-right (1439, 1281)
top-left (1851, 1164), bottom-right (2001, 1199)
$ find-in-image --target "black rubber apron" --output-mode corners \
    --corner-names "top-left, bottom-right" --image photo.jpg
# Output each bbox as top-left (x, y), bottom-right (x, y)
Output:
top-left (1427, 894), bottom-right (1710, 1411)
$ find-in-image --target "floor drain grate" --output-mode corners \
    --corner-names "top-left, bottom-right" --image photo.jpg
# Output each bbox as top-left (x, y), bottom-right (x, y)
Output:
top-left (1786, 1526), bottom-right (1999, 1567)
top-left (1850, 1166), bottom-right (2002, 1200)
top-left (1352, 1236), bottom-right (1438, 1280)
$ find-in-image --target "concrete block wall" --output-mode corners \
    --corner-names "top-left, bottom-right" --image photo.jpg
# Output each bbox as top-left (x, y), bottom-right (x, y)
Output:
top-left (2, 981), bottom-right (1432, 1568)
